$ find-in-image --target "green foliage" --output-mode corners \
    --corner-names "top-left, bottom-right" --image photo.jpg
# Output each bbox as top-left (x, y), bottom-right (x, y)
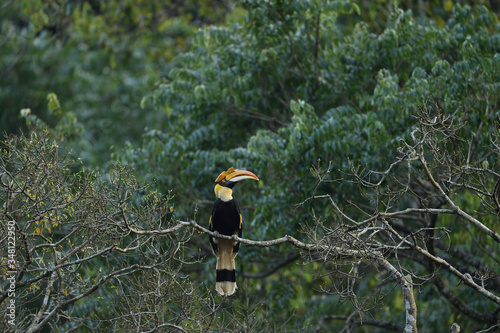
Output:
top-left (0, 0), bottom-right (228, 166)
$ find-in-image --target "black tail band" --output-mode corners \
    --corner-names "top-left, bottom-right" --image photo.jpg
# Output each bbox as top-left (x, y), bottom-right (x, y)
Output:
top-left (216, 269), bottom-right (236, 282)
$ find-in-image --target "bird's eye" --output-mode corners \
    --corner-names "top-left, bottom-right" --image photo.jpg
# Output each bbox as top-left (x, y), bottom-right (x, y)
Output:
top-left (221, 179), bottom-right (226, 183)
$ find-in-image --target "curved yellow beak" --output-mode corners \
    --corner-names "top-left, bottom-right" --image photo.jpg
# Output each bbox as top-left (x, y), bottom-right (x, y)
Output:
top-left (215, 167), bottom-right (259, 184)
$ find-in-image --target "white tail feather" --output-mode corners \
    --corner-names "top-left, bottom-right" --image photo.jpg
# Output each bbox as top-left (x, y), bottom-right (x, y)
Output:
top-left (216, 240), bottom-right (237, 296)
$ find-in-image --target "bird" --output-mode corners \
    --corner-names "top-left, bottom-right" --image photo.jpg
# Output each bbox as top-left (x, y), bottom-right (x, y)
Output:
top-left (209, 167), bottom-right (259, 296)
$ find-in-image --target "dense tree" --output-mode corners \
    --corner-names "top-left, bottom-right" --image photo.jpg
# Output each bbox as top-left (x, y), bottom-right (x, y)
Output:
top-left (0, 0), bottom-right (234, 166)
top-left (1, 0), bottom-right (500, 332)
top-left (117, 1), bottom-right (500, 331)
top-left (0, 129), bottom-right (213, 332)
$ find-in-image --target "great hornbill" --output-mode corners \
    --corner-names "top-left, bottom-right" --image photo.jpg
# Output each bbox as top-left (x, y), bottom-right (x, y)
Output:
top-left (209, 167), bottom-right (259, 296)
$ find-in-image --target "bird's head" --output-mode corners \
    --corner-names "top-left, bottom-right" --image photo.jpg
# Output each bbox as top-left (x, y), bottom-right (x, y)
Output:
top-left (214, 167), bottom-right (259, 199)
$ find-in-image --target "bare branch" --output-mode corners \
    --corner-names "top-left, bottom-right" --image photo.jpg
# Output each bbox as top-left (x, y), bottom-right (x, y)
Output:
top-left (418, 152), bottom-right (500, 243)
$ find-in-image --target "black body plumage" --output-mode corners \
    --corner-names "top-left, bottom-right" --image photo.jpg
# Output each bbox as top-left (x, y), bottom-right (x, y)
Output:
top-left (209, 198), bottom-right (242, 255)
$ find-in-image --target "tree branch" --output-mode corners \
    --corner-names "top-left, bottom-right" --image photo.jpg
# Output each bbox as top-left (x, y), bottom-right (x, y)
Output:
top-left (377, 260), bottom-right (418, 333)
top-left (383, 220), bottom-right (500, 305)
top-left (418, 151), bottom-right (500, 243)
